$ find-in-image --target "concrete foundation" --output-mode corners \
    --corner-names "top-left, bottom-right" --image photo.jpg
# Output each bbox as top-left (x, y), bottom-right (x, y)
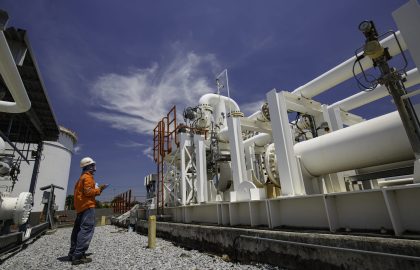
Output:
top-left (136, 220), bottom-right (420, 270)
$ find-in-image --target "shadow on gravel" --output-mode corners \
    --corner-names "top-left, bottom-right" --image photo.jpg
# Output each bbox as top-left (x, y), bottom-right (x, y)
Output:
top-left (57, 256), bottom-right (71, 262)
top-left (57, 253), bottom-right (93, 262)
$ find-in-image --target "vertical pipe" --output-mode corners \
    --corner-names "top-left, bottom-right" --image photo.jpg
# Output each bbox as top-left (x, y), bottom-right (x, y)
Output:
top-left (29, 142), bottom-right (43, 195)
top-left (129, 189), bottom-right (132, 210)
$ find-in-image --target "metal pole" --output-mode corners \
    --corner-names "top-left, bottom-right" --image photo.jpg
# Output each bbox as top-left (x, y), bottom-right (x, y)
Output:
top-left (129, 189), bottom-right (132, 209)
top-left (29, 142), bottom-right (43, 194)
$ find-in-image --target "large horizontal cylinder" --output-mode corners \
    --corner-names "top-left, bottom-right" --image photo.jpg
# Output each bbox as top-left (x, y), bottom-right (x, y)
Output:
top-left (294, 110), bottom-right (414, 176)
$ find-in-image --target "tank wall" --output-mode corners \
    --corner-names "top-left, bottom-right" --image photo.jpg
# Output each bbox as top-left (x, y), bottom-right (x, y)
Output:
top-left (10, 129), bottom-right (76, 212)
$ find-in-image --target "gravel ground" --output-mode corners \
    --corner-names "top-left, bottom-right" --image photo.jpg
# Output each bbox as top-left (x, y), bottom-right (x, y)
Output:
top-left (1, 225), bottom-right (281, 270)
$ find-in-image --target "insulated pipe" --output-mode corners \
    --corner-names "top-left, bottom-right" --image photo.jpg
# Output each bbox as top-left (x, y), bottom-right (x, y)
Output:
top-left (329, 68), bottom-right (420, 111)
top-left (217, 110), bottom-right (268, 142)
top-left (0, 31), bottom-right (31, 113)
top-left (292, 31), bottom-right (407, 99)
top-left (198, 94), bottom-right (240, 129)
top-left (243, 133), bottom-right (272, 148)
top-left (247, 110), bottom-right (269, 122)
top-left (294, 109), bottom-right (415, 176)
top-left (198, 93), bottom-right (240, 112)
top-left (0, 192), bottom-right (32, 225)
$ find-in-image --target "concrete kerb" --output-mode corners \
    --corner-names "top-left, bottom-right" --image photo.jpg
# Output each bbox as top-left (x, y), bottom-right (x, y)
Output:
top-left (136, 220), bottom-right (420, 270)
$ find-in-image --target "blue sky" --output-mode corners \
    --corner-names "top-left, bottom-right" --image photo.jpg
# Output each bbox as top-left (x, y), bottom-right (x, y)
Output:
top-left (2, 1), bottom-right (412, 201)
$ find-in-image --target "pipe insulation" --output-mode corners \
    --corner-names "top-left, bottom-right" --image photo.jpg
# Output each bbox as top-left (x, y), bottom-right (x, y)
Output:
top-left (0, 31), bottom-right (31, 113)
top-left (243, 133), bottom-right (272, 148)
top-left (329, 68), bottom-right (420, 111)
top-left (198, 94), bottom-right (240, 129)
top-left (292, 31), bottom-right (407, 99)
top-left (199, 93), bottom-right (240, 112)
top-left (294, 109), bottom-right (416, 176)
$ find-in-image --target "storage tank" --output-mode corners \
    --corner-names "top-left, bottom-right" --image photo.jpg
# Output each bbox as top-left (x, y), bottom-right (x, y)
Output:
top-left (11, 126), bottom-right (77, 212)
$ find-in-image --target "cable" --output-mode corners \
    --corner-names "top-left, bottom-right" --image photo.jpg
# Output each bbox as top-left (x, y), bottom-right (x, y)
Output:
top-left (352, 54), bottom-right (378, 92)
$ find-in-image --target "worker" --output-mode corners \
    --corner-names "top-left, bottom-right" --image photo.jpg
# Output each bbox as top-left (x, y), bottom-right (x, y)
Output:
top-left (68, 157), bottom-right (108, 265)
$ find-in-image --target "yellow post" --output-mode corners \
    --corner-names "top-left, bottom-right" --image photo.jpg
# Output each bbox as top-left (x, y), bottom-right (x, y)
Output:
top-left (101, 216), bottom-right (106, 226)
top-left (266, 183), bottom-right (276, 199)
top-left (148, 215), bottom-right (156, 249)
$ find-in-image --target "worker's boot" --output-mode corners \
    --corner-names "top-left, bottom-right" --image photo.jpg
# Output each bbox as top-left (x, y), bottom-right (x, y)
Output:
top-left (71, 256), bottom-right (92, 265)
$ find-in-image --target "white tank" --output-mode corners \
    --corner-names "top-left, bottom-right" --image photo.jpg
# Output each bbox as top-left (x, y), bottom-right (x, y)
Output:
top-left (11, 126), bottom-right (77, 211)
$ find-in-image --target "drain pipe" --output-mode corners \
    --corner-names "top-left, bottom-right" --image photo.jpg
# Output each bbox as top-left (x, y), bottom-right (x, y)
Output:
top-left (0, 30), bottom-right (31, 113)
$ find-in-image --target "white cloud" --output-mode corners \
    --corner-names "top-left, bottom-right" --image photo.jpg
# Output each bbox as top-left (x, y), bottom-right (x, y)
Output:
top-left (142, 146), bottom-right (154, 161)
top-left (89, 51), bottom-right (219, 135)
top-left (241, 99), bottom-right (266, 116)
top-left (73, 145), bottom-right (82, 155)
top-left (116, 141), bottom-right (147, 148)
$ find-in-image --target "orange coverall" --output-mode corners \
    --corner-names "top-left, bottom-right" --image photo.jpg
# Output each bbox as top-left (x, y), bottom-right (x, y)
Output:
top-left (74, 171), bottom-right (101, 213)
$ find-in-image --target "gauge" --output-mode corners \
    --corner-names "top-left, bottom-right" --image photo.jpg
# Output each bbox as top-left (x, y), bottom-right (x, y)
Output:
top-left (358, 21), bottom-right (372, 32)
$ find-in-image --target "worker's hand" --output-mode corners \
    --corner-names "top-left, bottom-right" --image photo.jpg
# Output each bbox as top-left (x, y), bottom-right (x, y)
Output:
top-left (99, 184), bottom-right (109, 192)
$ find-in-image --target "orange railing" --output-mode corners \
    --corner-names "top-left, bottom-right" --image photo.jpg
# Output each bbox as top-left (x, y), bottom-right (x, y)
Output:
top-left (152, 106), bottom-right (178, 215)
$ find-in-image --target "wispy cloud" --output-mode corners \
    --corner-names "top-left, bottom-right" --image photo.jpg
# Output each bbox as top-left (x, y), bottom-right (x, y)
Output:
top-left (89, 50), bottom-right (219, 135)
top-left (241, 100), bottom-right (265, 116)
top-left (116, 141), bottom-right (147, 148)
top-left (116, 140), bottom-right (153, 160)
top-left (73, 145), bottom-right (82, 155)
top-left (142, 146), bottom-right (154, 161)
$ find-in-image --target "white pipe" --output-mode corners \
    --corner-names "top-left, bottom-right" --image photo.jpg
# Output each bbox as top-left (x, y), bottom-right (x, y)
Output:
top-left (217, 127), bottom-right (229, 142)
top-left (217, 110), bottom-right (266, 142)
top-left (292, 31), bottom-right (407, 99)
top-left (294, 109), bottom-right (415, 176)
top-left (198, 93), bottom-right (240, 111)
top-left (243, 133), bottom-right (272, 148)
top-left (247, 110), bottom-right (269, 122)
top-left (0, 31), bottom-right (31, 113)
top-left (0, 192), bottom-right (32, 225)
top-left (329, 68), bottom-right (420, 111)
top-left (378, 178), bottom-right (413, 187)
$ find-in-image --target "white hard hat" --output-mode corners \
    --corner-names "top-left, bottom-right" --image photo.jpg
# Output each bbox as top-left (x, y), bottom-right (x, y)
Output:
top-left (80, 157), bottom-right (95, 168)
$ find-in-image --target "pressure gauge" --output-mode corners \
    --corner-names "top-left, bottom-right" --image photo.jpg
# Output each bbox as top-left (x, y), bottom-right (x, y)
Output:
top-left (358, 21), bottom-right (372, 32)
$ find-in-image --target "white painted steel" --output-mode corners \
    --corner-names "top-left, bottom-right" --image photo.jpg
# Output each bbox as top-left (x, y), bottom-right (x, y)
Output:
top-left (199, 93), bottom-right (240, 111)
top-left (217, 111), bottom-right (270, 143)
top-left (165, 185), bottom-right (420, 235)
top-left (227, 116), bottom-right (247, 189)
top-left (0, 31), bottom-right (31, 113)
top-left (199, 93), bottom-right (240, 128)
top-left (243, 133), bottom-right (272, 148)
top-left (267, 90), bottom-right (305, 195)
top-left (329, 68), bottom-right (420, 111)
top-left (393, 0), bottom-right (420, 71)
top-left (194, 135), bottom-right (208, 203)
top-left (292, 31), bottom-right (407, 99)
top-left (0, 192), bottom-right (32, 225)
top-left (294, 110), bottom-right (414, 176)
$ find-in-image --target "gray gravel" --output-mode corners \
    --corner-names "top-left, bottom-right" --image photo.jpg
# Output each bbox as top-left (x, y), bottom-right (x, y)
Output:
top-left (1, 225), bottom-right (281, 270)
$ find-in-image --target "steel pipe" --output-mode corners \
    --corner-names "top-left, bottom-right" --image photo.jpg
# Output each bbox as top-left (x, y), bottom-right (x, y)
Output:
top-left (330, 68), bottom-right (420, 111)
top-left (292, 31), bottom-right (407, 99)
top-left (243, 133), bottom-right (272, 148)
top-left (294, 109), bottom-right (415, 176)
top-left (0, 31), bottom-right (31, 113)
